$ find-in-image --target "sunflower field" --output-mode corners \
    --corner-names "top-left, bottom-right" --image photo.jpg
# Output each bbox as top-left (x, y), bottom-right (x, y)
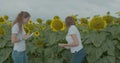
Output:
top-left (0, 12), bottom-right (120, 63)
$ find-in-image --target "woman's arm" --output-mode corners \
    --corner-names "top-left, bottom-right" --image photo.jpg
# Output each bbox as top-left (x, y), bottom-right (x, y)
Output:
top-left (11, 34), bottom-right (30, 43)
top-left (59, 34), bottom-right (79, 47)
top-left (11, 33), bottom-right (20, 43)
top-left (22, 34), bottom-right (31, 40)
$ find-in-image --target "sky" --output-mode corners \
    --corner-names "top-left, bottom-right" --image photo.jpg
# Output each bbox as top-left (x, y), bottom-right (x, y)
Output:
top-left (0, 0), bottom-right (120, 21)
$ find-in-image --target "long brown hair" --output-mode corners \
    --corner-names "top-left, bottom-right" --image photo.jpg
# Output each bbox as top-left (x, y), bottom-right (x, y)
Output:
top-left (65, 16), bottom-right (75, 28)
top-left (12, 11), bottom-right (30, 33)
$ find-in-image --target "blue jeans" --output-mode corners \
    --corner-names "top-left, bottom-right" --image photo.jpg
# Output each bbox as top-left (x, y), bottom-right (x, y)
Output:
top-left (71, 48), bottom-right (86, 63)
top-left (12, 50), bottom-right (28, 63)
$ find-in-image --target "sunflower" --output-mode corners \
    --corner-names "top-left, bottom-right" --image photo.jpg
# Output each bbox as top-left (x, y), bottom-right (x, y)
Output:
top-left (79, 18), bottom-right (88, 27)
top-left (28, 20), bottom-right (34, 24)
top-left (40, 25), bottom-right (46, 30)
top-left (24, 27), bottom-right (30, 34)
top-left (35, 41), bottom-right (44, 47)
top-left (116, 11), bottom-right (120, 15)
top-left (80, 18), bottom-right (88, 24)
top-left (75, 21), bottom-right (79, 26)
top-left (0, 27), bottom-right (6, 36)
top-left (70, 15), bottom-right (78, 21)
top-left (7, 22), bottom-right (12, 28)
top-left (53, 16), bottom-right (60, 20)
top-left (89, 16), bottom-right (107, 30)
top-left (116, 17), bottom-right (120, 24)
top-left (0, 16), bottom-right (6, 24)
top-left (103, 15), bottom-right (114, 24)
top-left (46, 19), bottom-right (52, 25)
top-left (80, 23), bottom-right (88, 27)
top-left (36, 18), bottom-right (42, 24)
top-left (4, 15), bottom-right (9, 20)
top-left (50, 19), bottom-right (65, 32)
top-left (34, 31), bottom-right (40, 36)
top-left (24, 24), bottom-right (28, 28)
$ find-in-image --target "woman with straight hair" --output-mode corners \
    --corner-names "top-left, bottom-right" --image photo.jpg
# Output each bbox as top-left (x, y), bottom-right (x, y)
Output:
top-left (11, 11), bottom-right (31, 63)
top-left (59, 16), bottom-right (86, 63)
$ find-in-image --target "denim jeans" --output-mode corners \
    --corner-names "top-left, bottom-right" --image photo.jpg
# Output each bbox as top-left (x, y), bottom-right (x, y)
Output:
top-left (71, 48), bottom-right (86, 63)
top-left (12, 50), bottom-right (28, 63)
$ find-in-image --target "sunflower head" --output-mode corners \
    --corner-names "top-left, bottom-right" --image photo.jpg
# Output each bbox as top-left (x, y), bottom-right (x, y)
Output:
top-left (116, 11), bottom-right (120, 15)
top-left (0, 16), bottom-right (6, 24)
top-left (79, 18), bottom-right (88, 27)
top-left (70, 15), bottom-right (78, 21)
top-left (0, 27), bottom-right (6, 36)
top-left (34, 31), bottom-right (40, 36)
top-left (80, 18), bottom-right (88, 24)
top-left (75, 21), bottom-right (79, 26)
top-left (80, 23), bottom-right (88, 27)
top-left (46, 19), bottom-right (52, 25)
top-left (53, 16), bottom-right (60, 20)
top-left (36, 18), bottom-right (42, 24)
top-left (103, 15), bottom-right (114, 24)
top-left (35, 41), bottom-right (44, 47)
top-left (89, 16), bottom-right (107, 30)
top-left (115, 17), bottom-right (120, 24)
top-left (24, 24), bottom-right (28, 28)
top-left (24, 27), bottom-right (30, 34)
top-left (7, 22), bottom-right (12, 28)
top-left (4, 15), bottom-right (9, 20)
top-left (40, 25), bottom-right (46, 31)
top-left (28, 20), bottom-right (34, 24)
top-left (50, 19), bottom-right (65, 32)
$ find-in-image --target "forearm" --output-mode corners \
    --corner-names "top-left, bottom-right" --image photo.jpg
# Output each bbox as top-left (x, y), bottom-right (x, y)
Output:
top-left (12, 36), bottom-right (25, 43)
top-left (12, 38), bottom-right (21, 43)
top-left (64, 42), bottom-right (79, 47)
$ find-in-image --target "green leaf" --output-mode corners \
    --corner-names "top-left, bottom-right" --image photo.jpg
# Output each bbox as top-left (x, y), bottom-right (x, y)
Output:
top-left (96, 56), bottom-right (115, 63)
top-left (0, 39), bottom-right (7, 48)
top-left (85, 44), bottom-right (104, 63)
top-left (0, 48), bottom-right (12, 63)
top-left (84, 31), bottom-right (108, 47)
top-left (105, 39), bottom-right (115, 56)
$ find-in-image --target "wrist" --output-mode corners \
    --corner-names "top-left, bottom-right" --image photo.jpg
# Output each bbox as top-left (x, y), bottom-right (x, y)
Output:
top-left (23, 37), bottom-right (27, 40)
top-left (63, 44), bottom-right (67, 47)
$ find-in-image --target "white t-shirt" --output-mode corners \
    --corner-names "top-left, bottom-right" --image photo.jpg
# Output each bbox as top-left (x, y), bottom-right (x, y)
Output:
top-left (66, 25), bottom-right (83, 53)
top-left (12, 23), bottom-right (26, 52)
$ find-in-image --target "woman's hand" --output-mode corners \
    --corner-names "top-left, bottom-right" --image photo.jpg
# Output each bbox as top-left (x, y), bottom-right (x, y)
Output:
top-left (58, 43), bottom-right (66, 48)
top-left (22, 34), bottom-right (30, 40)
top-left (11, 33), bottom-right (19, 43)
top-left (58, 43), bottom-right (70, 49)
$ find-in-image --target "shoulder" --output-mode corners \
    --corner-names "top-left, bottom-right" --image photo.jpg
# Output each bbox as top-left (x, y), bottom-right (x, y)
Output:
top-left (12, 23), bottom-right (18, 29)
top-left (68, 25), bottom-right (78, 34)
top-left (69, 25), bottom-right (77, 30)
top-left (12, 23), bottom-right (19, 32)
